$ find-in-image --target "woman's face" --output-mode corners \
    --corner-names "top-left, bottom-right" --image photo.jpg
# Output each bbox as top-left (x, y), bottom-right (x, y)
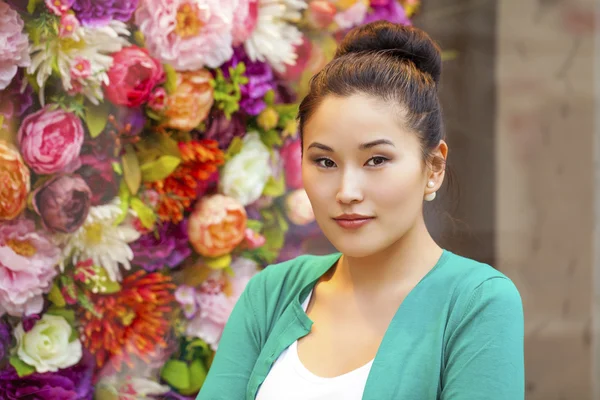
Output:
top-left (302, 93), bottom-right (442, 258)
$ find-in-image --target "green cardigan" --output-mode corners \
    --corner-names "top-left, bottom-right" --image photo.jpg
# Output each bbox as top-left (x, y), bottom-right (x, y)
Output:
top-left (197, 250), bottom-right (524, 399)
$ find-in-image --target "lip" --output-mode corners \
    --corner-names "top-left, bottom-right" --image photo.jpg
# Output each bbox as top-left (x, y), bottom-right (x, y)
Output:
top-left (332, 214), bottom-right (375, 229)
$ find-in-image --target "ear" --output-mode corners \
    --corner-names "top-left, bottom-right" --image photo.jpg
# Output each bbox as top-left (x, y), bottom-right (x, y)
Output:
top-left (424, 140), bottom-right (448, 198)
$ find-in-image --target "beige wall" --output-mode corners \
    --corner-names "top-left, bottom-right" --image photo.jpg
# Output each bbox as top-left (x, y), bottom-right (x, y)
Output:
top-left (496, 0), bottom-right (596, 398)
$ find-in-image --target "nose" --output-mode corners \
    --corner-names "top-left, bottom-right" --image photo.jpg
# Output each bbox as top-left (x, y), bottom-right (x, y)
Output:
top-left (335, 170), bottom-right (363, 205)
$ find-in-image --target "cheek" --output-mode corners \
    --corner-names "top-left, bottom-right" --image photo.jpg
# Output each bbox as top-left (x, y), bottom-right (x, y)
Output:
top-left (373, 165), bottom-right (424, 211)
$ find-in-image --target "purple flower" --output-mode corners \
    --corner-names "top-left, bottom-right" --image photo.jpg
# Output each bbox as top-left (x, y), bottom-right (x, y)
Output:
top-left (363, 0), bottom-right (412, 25)
top-left (222, 47), bottom-right (276, 116)
top-left (22, 313), bottom-right (41, 332)
top-left (72, 0), bottom-right (139, 27)
top-left (131, 221), bottom-right (191, 272)
top-left (0, 319), bottom-right (11, 360)
top-left (114, 106), bottom-right (146, 137)
top-left (0, 350), bottom-right (94, 400)
top-left (202, 110), bottom-right (247, 150)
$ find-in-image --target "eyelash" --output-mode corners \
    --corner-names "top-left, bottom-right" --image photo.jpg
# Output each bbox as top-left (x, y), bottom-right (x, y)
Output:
top-left (313, 156), bottom-right (390, 169)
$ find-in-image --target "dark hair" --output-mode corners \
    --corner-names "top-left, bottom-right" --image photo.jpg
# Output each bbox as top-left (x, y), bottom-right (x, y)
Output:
top-left (297, 20), bottom-right (445, 170)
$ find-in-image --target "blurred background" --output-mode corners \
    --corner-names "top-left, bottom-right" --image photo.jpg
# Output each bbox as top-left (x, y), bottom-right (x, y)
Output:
top-left (0, 0), bottom-right (597, 399)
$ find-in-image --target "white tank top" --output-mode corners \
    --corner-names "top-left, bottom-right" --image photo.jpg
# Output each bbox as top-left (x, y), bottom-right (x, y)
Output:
top-left (255, 289), bottom-right (374, 400)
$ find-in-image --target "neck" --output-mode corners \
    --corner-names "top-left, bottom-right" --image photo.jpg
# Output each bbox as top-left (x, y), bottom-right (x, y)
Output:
top-left (330, 217), bottom-right (443, 294)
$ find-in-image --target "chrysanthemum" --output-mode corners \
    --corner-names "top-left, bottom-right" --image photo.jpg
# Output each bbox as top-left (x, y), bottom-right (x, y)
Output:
top-left (244, 0), bottom-right (306, 73)
top-left (27, 18), bottom-right (130, 105)
top-left (56, 199), bottom-right (141, 282)
top-left (79, 270), bottom-right (175, 371)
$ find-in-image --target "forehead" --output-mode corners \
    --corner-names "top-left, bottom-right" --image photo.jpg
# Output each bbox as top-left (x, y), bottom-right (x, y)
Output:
top-left (303, 93), bottom-right (411, 146)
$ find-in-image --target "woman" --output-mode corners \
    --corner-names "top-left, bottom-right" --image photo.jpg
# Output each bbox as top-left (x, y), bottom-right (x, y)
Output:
top-left (198, 21), bottom-right (524, 400)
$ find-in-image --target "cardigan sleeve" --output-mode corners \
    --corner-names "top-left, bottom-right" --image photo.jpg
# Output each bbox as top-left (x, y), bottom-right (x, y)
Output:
top-left (441, 277), bottom-right (525, 400)
top-left (196, 273), bottom-right (264, 400)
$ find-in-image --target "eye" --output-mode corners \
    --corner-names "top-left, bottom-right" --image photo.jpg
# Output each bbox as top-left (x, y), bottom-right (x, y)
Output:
top-left (315, 158), bottom-right (337, 168)
top-left (365, 156), bottom-right (389, 167)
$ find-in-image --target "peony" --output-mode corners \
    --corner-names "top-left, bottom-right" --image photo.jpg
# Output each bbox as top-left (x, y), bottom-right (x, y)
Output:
top-left (77, 154), bottom-right (119, 206)
top-left (232, 0), bottom-right (259, 45)
top-left (220, 132), bottom-right (273, 206)
top-left (0, 141), bottom-right (30, 221)
top-left (285, 189), bottom-right (315, 225)
top-left (32, 174), bottom-right (92, 233)
top-left (131, 220), bottom-right (192, 272)
top-left (135, 0), bottom-right (235, 71)
top-left (280, 138), bottom-right (303, 189)
top-left (203, 110), bottom-right (247, 150)
top-left (104, 46), bottom-right (164, 108)
top-left (18, 106), bottom-right (84, 175)
top-left (164, 69), bottom-right (214, 131)
top-left (72, 0), bottom-right (139, 27)
top-left (0, 219), bottom-right (60, 316)
top-left (188, 194), bottom-right (247, 257)
top-left (0, 1), bottom-right (31, 90)
top-left (0, 350), bottom-right (94, 400)
top-left (222, 46), bottom-right (276, 116)
top-left (15, 314), bottom-right (83, 373)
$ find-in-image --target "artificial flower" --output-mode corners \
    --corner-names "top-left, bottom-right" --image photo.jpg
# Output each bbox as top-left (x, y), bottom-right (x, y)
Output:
top-left (334, 0), bottom-right (368, 29)
top-left (0, 219), bottom-right (60, 317)
top-left (77, 153), bottom-right (120, 206)
top-left (32, 174), bottom-right (91, 233)
top-left (222, 46), bottom-right (276, 115)
top-left (0, 71), bottom-right (33, 128)
top-left (79, 270), bottom-right (175, 370)
top-left (131, 221), bottom-right (192, 272)
top-left (244, 228), bottom-right (266, 249)
top-left (164, 69), bottom-right (214, 131)
top-left (96, 375), bottom-right (170, 400)
top-left (0, 320), bottom-right (11, 361)
top-left (0, 140), bottom-right (30, 221)
top-left (57, 199), bottom-right (141, 282)
top-left (104, 46), bottom-right (165, 108)
top-left (18, 106), bottom-right (84, 175)
top-left (15, 314), bottom-right (82, 373)
top-left (148, 87), bottom-right (167, 111)
top-left (232, 0), bottom-right (259, 45)
top-left (202, 110), bottom-right (247, 150)
top-left (44, 0), bottom-right (74, 15)
top-left (187, 258), bottom-right (259, 349)
top-left (22, 314), bottom-right (41, 332)
top-left (220, 132), bottom-right (273, 206)
top-left (0, 350), bottom-right (94, 400)
top-left (59, 13), bottom-right (80, 37)
top-left (244, 0), bottom-right (306, 72)
top-left (188, 194), bottom-right (247, 257)
top-left (135, 0), bottom-right (235, 70)
top-left (0, 1), bottom-right (30, 90)
top-left (280, 138), bottom-right (303, 189)
top-left (72, 0), bottom-right (139, 27)
top-left (285, 189), bottom-right (315, 225)
top-left (175, 285), bottom-right (198, 319)
top-left (28, 19), bottom-right (130, 104)
top-left (149, 140), bottom-right (224, 224)
top-left (306, 0), bottom-right (337, 29)
top-left (363, 0), bottom-right (412, 25)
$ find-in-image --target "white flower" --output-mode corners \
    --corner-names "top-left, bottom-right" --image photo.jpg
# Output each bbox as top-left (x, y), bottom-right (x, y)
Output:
top-left (97, 376), bottom-right (170, 400)
top-left (334, 0), bottom-right (368, 30)
top-left (220, 132), bottom-right (273, 206)
top-left (244, 0), bottom-right (306, 72)
top-left (56, 198), bottom-right (141, 282)
top-left (28, 20), bottom-right (130, 105)
top-left (15, 314), bottom-right (82, 373)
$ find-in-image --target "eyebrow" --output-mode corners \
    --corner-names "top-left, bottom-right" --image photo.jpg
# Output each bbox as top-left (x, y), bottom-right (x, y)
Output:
top-left (306, 139), bottom-right (395, 152)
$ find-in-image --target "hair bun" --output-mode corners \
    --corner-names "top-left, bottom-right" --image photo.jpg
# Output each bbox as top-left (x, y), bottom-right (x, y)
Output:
top-left (335, 21), bottom-right (442, 84)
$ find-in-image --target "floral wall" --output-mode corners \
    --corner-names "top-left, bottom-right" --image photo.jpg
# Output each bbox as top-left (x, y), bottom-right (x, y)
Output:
top-left (0, 0), bottom-right (417, 398)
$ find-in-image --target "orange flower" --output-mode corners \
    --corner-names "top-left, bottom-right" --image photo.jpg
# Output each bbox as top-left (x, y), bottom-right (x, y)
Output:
top-left (164, 69), bottom-right (214, 132)
top-left (188, 194), bottom-right (247, 258)
top-left (0, 140), bottom-right (30, 220)
top-left (79, 270), bottom-right (176, 371)
top-left (148, 139), bottom-right (224, 224)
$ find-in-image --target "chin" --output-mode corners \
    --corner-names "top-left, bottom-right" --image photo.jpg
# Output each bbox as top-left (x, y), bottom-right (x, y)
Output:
top-left (323, 228), bottom-right (388, 259)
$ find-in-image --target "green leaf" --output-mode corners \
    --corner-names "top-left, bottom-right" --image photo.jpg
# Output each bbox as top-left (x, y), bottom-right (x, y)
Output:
top-left (10, 356), bottom-right (35, 377)
top-left (224, 136), bottom-right (243, 161)
top-left (259, 129), bottom-right (282, 148)
top-left (246, 219), bottom-right (264, 232)
top-left (204, 254), bottom-right (232, 270)
top-left (111, 162), bottom-right (123, 175)
top-left (27, 0), bottom-right (42, 14)
top-left (262, 175), bottom-right (285, 198)
top-left (155, 133), bottom-right (182, 158)
top-left (130, 197), bottom-right (156, 230)
top-left (0, 115), bottom-right (4, 127)
top-left (264, 89), bottom-right (275, 106)
top-left (161, 360), bottom-right (190, 390)
top-left (140, 155), bottom-right (181, 182)
top-left (114, 180), bottom-right (130, 226)
top-left (122, 144), bottom-right (141, 195)
top-left (46, 307), bottom-right (75, 325)
top-left (85, 103), bottom-right (110, 138)
top-left (94, 386), bottom-right (119, 400)
top-left (48, 283), bottom-right (66, 307)
top-left (164, 64), bottom-right (178, 94)
top-left (180, 359), bottom-right (208, 395)
top-left (77, 292), bottom-right (102, 318)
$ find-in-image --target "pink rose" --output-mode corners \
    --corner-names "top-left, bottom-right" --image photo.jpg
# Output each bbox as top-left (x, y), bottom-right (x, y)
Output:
top-left (280, 138), bottom-right (303, 189)
top-left (307, 1), bottom-right (337, 29)
top-left (77, 154), bottom-right (119, 206)
top-left (285, 189), bottom-right (315, 226)
top-left (0, 219), bottom-right (60, 317)
top-left (104, 46), bottom-right (164, 108)
top-left (18, 106), bottom-right (84, 175)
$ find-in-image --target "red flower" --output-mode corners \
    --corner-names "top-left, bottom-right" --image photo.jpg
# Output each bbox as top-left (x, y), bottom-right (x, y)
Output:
top-left (104, 46), bottom-right (164, 107)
